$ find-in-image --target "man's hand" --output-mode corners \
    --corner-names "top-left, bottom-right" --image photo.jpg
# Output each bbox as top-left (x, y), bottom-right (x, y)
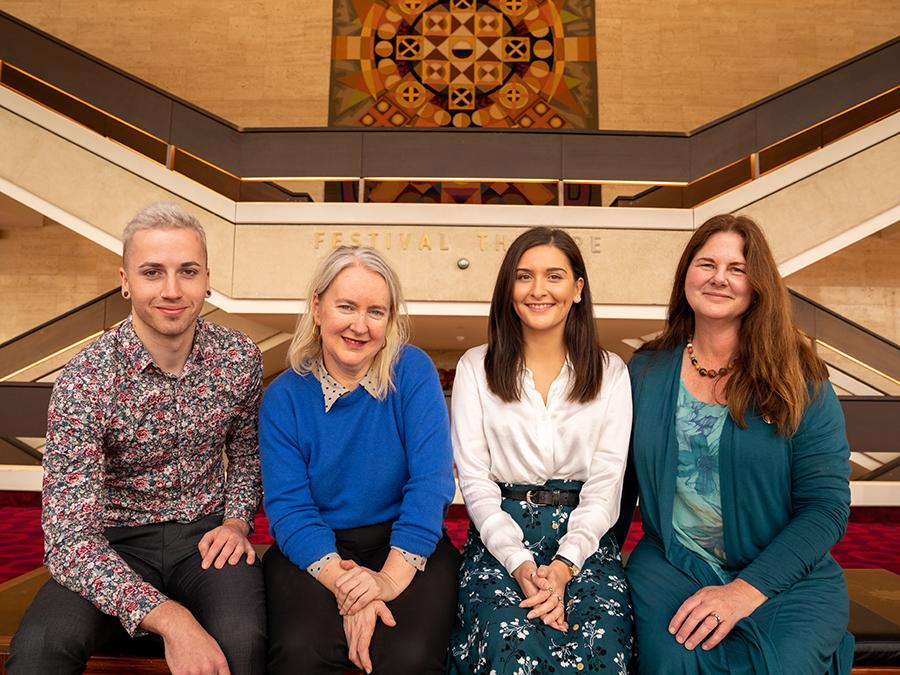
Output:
top-left (141, 600), bottom-right (230, 675)
top-left (343, 599), bottom-right (396, 674)
top-left (198, 518), bottom-right (255, 570)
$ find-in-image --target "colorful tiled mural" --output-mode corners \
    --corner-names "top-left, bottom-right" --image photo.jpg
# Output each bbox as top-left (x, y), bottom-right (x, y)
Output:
top-left (329, 0), bottom-right (597, 129)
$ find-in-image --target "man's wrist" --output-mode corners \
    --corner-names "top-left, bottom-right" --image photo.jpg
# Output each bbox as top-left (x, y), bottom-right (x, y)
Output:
top-left (141, 599), bottom-right (189, 638)
top-left (222, 517), bottom-right (251, 537)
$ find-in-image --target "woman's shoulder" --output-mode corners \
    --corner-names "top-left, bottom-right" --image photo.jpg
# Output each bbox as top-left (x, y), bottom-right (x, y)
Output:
top-left (396, 343), bottom-right (437, 371)
top-left (601, 349), bottom-right (627, 374)
top-left (393, 344), bottom-right (445, 391)
top-left (628, 345), bottom-right (680, 371)
top-left (262, 367), bottom-right (316, 403)
top-left (459, 343), bottom-right (488, 367)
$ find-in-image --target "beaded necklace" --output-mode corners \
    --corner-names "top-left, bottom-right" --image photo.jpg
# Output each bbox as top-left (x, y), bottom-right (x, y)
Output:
top-left (686, 338), bottom-right (734, 379)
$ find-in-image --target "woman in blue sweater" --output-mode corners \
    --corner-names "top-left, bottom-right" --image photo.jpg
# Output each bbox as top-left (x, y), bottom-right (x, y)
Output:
top-left (615, 214), bottom-right (854, 674)
top-left (260, 246), bottom-right (459, 674)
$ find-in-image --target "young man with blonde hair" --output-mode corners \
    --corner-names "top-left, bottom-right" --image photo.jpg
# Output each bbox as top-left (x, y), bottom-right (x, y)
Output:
top-left (9, 203), bottom-right (266, 675)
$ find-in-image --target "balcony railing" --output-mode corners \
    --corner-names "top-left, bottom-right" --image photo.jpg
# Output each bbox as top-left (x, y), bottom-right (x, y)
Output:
top-left (1, 9), bottom-right (897, 205)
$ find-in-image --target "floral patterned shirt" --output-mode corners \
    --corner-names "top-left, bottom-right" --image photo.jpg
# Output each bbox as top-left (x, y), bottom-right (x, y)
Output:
top-left (41, 317), bottom-right (263, 636)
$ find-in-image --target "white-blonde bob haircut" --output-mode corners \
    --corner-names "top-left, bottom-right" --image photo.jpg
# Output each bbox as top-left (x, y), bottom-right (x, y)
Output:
top-left (287, 246), bottom-right (410, 398)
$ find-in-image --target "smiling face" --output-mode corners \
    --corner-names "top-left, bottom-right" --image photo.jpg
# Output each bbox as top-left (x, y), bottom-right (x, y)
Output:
top-left (313, 264), bottom-right (391, 387)
top-left (511, 244), bottom-right (584, 340)
top-left (684, 231), bottom-right (753, 327)
top-left (119, 227), bottom-right (210, 346)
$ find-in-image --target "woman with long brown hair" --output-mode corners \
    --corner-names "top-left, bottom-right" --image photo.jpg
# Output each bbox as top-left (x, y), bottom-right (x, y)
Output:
top-left (449, 227), bottom-right (633, 674)
top-left (616, 214), bottom-right (853, 674)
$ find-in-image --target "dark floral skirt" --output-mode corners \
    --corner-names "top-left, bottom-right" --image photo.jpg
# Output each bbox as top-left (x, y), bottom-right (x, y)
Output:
top-left (448, 480), bottom-right (634, 674)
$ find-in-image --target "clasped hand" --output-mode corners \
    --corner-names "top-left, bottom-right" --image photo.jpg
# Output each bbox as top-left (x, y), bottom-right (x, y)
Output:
top-left (334, 560), bottom-right (401, 616)
top-left (342, 599), bottom-right (396, 674)
top-left (511, 560), bottom-right (571, 632)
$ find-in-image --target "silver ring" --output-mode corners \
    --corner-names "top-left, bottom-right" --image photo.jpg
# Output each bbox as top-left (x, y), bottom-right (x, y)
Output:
top-left (555, 593), bottom-right (563, 603)
top-left (710, 612), bottom-right (722, 625)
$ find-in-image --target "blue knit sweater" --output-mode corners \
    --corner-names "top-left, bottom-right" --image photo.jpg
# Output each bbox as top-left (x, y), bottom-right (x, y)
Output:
top-left (260, 345), bottom-right (455, 569)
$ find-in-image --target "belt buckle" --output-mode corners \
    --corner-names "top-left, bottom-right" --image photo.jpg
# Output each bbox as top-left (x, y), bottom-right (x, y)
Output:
top-left (525, 490), bottom-right (536, 506)
top-left (551, 488), bottom-right (561, 505)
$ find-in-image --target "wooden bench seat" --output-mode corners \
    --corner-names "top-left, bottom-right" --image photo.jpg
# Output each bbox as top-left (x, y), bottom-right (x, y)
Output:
top-left (0, 567), bottom-right (897, 673)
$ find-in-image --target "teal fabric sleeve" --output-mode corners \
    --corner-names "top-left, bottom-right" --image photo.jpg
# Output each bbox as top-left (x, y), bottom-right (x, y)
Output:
top-left (737, 384), bottom-right (851, 597)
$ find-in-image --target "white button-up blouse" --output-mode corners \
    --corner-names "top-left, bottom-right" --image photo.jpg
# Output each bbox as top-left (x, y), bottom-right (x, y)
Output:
top-left (451, 344), bottom-right (632, 574)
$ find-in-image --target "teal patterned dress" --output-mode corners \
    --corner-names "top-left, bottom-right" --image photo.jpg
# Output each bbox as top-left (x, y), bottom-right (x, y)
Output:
top-left (448, 480), bottom-right (633, 675)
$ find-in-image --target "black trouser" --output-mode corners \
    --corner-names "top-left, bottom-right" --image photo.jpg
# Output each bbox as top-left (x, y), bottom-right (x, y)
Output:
top-left (264, 521), bottom-right (460, 675)
top-left (8, 514), bottom-right (266, 675)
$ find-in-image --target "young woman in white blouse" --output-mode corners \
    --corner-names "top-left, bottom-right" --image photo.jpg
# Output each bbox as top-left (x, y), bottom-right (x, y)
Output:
top-left (448, 227), bottom-right (634, 674)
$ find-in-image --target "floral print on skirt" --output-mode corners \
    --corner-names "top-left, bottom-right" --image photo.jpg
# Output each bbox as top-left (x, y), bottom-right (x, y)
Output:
top-left (449, 480), bottom-right (634, 675)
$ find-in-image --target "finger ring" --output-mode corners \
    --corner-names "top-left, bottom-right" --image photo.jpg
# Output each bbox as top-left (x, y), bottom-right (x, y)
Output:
top-left (529, 571), bottom-right (536, 579)
top-left (555, 593), bottom-right (563, 603)
top-left (711, 612), bottom-right (722, 625)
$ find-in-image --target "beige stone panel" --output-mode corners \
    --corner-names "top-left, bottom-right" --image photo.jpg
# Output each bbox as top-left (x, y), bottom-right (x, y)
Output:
top-left (2, 0), bottom-right (333, 128)
top-left (232, 225), bottom-right (689, 305)
top-left (596, 0), bottom-right (900, 131)
top-left (736, 135), bottom-right (900, 262)
top-left (0, 220), bottom-right (119, 343)
top-left (5, 1), bottom-right (895, 132)
top-left (0, 107), bottom-right (235, 293)
top-left (788, 223), bottom-right (900, 343)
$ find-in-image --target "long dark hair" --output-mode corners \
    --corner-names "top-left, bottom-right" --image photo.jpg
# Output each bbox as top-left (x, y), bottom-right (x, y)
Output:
top-left (642, 214), bottom-right (827, 435)
top-left (485, 227), bottom-right (606, 403)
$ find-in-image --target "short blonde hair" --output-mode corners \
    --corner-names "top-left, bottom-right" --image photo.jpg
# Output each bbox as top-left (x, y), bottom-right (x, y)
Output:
top-left (122, 202), bottom-right (208, 266)
top-left (287, 246), bottom-right (409, 398)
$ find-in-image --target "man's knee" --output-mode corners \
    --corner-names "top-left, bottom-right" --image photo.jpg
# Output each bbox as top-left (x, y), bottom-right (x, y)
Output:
top-left (7, 617), bottom-right (57, 673)
top-left (203, 609), bottom-right (266, 661)
top-left (8, 584), bottom-right (114, 674)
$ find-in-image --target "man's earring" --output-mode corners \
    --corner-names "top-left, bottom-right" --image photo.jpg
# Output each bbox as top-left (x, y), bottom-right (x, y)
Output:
top-left (121, 290), bottom-right (130, 299)
top-left (206, 290), bottom-right (212, 297)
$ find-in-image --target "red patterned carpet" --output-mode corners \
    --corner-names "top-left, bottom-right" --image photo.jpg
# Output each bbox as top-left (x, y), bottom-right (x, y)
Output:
top-left (0, 500), bottom-right (897, 583)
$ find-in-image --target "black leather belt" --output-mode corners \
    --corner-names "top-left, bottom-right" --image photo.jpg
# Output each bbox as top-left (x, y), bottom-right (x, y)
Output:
top-left (499, 486), bottom-right (580, 507)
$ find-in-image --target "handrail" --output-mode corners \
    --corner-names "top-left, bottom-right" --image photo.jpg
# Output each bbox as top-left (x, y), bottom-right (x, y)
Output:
top-left (791, 290), bottom-right (900, 351)
top-left (0, 289), bottom-right (127, 382)
top-left (827, 360), bottom-right (889, 397)
top-left (790, 290), bottom-right (900, 386)
top-left (0, 288), bottom-right (120, 350)
top-left (0, 438), bottom-right (42, 462)
top-left (839, 396), bottom-right (900, 456)
top-left (0, 9), bottom-right (897, 204)
top-left (0, 382), bottom-right (53, 438)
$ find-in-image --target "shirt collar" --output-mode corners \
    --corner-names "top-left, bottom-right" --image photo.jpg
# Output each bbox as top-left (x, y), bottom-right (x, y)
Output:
top-left (314, 358), bottom-right (379, 412)
top-left (117, 316), bottom-right (210, 376)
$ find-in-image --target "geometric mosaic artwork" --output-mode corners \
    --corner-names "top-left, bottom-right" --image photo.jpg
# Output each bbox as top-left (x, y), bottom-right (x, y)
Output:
top-left (329, 0), bottom-right (597, 128)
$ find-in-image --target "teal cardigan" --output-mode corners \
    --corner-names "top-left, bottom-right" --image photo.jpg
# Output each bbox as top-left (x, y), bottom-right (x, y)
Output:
top-left (616, 347), bottom-right (854, 674)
